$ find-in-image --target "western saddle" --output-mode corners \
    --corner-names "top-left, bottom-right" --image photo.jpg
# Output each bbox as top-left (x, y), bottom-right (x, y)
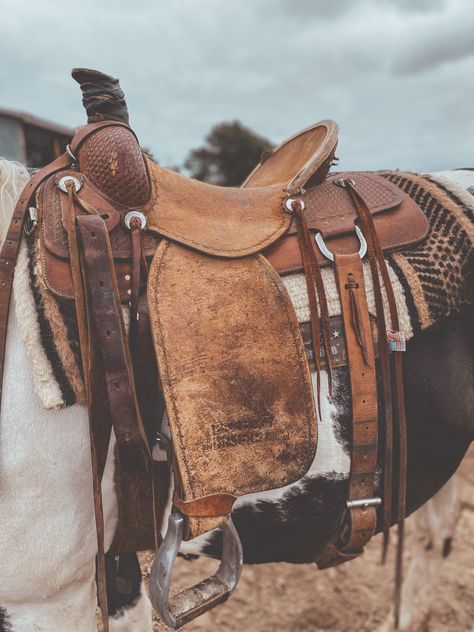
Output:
top-left (0, 69), bottom-right (429, 629)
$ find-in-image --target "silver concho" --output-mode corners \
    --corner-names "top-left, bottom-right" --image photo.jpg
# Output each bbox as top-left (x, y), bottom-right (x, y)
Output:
top-left (124, 210), bottom-right (147, 230)
top-left (58, 175), bottom-right (82, 193)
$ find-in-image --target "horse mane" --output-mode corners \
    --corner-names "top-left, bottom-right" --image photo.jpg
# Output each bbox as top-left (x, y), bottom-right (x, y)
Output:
top-left (0, 158), bottom-right (29, 245)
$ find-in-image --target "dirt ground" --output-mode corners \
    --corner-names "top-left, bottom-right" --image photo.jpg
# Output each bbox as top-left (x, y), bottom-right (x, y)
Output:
top-left (137, 446), bottom-right (474, 632)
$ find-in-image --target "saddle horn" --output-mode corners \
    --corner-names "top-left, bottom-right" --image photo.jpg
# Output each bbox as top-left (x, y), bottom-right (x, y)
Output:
top-left (71, 68), bottom-right (130, 124)
top-left (70, 68), bottom-right (150, 207)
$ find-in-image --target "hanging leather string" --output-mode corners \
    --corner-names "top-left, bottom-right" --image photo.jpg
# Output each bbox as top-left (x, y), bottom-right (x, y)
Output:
top-left (345, 272), bottom-right (371, 366)
top-left (343, 180), bottom-right (407, 628)
top-left (288, 198), bottom-right (333, 415)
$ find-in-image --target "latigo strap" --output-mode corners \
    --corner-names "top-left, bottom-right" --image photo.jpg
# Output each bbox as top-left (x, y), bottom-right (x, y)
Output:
top-left (315, 251), bottom-right (379, 566)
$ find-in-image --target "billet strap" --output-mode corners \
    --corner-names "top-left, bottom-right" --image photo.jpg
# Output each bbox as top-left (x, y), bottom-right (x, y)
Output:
top-left (315, 252), bottom-right (379, 567)
top-left (0, 153), bottom-right (71, 408)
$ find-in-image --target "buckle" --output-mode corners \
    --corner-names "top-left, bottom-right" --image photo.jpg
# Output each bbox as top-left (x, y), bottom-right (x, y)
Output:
top-left (24, 207), bottom-right (38, 236)
top-left (346, 497), bottom-right (382, 510)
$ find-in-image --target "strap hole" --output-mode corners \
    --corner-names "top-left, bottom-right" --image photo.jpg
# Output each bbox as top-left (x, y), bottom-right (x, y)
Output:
top-left (91, 231), bottom-right (96, 237)
top-left (106, 330), bottom-right (111, 336)
top-left (99, 281), bottom-right (104, 288)
top-left (101, 214), bottom-right (109, 220)
top-left (114, 381), bottom-right (121, 389)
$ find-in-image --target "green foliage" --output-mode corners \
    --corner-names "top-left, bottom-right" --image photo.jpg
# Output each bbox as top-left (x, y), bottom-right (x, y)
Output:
top-left (183, 121), bottom-right (273, 186)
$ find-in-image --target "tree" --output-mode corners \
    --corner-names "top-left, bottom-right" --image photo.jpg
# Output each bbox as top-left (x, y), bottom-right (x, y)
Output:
top-left (183, 121), bottom-right (274, 186)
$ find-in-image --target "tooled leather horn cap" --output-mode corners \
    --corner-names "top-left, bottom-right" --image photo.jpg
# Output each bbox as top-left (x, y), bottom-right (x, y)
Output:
top-left (71, 68), bottom-right (129, 125)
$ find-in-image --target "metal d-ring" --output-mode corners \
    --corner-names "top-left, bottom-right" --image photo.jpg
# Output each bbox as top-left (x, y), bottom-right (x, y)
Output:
top-left (315, 225), bottom-right (367, 262)
top-left (124, 210), bottom-right (147, 230)
top-left (148, 510), bottom-right (243, 628)
top-left (58, 175), bottom-right (82, 193)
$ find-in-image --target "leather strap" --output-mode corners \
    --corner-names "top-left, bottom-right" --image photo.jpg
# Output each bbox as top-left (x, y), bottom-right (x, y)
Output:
top-left (315, 252), bottom-right (378, 567)
top-left (289, 198), bottom-right (333, 414)
top-left (76, 213), bottom-right (150, 472)
top-left (343, 182), bottom-right (407, 626)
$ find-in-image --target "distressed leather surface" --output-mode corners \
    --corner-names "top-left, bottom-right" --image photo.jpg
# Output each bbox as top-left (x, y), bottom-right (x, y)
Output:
top-left (144, 160), bottom-right (289, 257)
top-left (147, 242), bottom-right (317, 539)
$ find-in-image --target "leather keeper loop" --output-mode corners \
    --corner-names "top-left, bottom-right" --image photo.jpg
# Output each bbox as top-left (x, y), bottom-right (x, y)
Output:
top-left (173, 492), bottom-right (237, 518)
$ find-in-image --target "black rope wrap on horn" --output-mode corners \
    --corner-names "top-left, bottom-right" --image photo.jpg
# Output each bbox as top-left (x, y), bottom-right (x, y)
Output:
top-left (71, 68), bottom-right (130, 125)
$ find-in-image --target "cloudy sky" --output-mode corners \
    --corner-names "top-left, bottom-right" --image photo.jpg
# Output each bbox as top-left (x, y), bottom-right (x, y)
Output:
top-left (1, 0), bottom-right (473, 172)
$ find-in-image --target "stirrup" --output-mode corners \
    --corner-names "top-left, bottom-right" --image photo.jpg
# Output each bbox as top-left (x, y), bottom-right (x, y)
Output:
top-left (148, 509), bottom-right (243, 629)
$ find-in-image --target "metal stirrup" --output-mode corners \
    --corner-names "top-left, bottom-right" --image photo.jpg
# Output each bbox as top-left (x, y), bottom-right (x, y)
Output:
top-left (148, 510), bottom-right (243, 629)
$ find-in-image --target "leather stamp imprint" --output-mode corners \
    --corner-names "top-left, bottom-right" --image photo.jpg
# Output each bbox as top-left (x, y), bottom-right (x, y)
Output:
top-left (202, 414), bottom-right (290, 453)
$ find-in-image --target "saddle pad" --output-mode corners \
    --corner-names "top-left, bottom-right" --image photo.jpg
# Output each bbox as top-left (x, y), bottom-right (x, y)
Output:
top-left (144, 161), bottom-right (290, 257)
top-left (265, 172), bottom-right (429, 274)
top-left (147, 242), bottom-right (317, 539)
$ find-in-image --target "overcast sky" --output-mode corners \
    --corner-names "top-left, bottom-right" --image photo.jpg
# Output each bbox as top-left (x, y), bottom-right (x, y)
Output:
top-left (1, 0), bottom-right (473, 172)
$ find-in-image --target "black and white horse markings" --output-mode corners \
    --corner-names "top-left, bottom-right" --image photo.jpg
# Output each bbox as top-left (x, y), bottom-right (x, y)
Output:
top-left (0, 160), bottom-right (472, 631)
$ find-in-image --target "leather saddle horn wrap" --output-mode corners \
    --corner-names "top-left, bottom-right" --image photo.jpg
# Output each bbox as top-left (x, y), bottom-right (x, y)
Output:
top-left (147, 242), bottom-right (318, 539)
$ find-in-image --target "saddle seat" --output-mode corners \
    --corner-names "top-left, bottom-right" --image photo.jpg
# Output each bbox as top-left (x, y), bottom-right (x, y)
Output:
top-left (144, 161), bottom-right (289, 257)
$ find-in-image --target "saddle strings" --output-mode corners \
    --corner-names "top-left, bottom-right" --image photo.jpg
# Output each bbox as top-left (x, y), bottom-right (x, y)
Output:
top-left (289, 198), bottom-right (333, 417)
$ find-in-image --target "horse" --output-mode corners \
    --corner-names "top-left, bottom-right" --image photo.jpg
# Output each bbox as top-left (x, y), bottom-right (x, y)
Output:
top-left (0, 155), bottom-right (472, 632)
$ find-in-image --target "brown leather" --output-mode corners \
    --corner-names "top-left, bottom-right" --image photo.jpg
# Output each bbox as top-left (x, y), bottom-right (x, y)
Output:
top-left (342, 181), bottom-right (408, 621)
top-left (76, 213), bottom-right (150, 473)
top-left (288, 198), bottom-right (333, 415)
top-left (41, 170), bottom-right (159, 260)
top-left (39, 169), bottom-right (427, 304)
top-left (173, 493), bottom-right (237, 518)
top-left (287, 172), bottom-right (405, 236)
top-left (315, 252), bottom-right (378, 568)
top-left (38, 169), bottom-right (159, 301)
top-left (243, 120), bottom-right (339, 192)
top-left (264, 172), bottom-right (429, 275)
top-left (71, 120), bottom-right (151, 208)
top-left (147, 241), bottom-right (317, 539)
top-left (145, 160), bottom-right (290, 257)
top-left (38, 120), bottom-right (341, 300)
